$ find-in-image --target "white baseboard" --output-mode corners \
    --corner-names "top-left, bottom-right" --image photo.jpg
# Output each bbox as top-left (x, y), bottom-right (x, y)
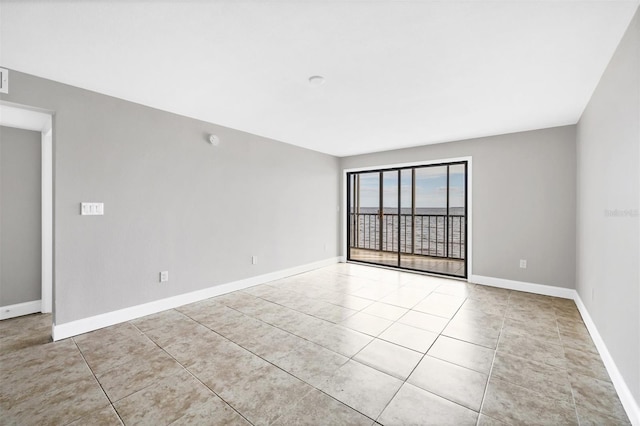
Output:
top-left (0, 300), bottom-right (42, 320)
top-left (574, 294), bottom-right (640, 426)
top-left (52, 257), bottom-right (340, 341)
top-left (469, 274), bottom-right (575, 299)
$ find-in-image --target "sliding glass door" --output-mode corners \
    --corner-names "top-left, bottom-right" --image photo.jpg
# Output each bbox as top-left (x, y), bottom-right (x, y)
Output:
top-left (348, 161), bottom-right (467, 278)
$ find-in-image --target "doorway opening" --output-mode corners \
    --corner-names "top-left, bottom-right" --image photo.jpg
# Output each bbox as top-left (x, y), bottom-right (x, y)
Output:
top-left (347, 161), bottom-right (467, 278)
top-left (0, 102), bottom-right (53, 320)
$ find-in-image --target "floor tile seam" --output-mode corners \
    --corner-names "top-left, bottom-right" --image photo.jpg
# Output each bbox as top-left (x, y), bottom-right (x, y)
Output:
top-left (496, 342), bottom-right (612, 385)
top-left (161, 352), bottom-right (256, 426)
top-left (68, 337), bottom-right (122, 425)
top-left (236, 290), bottom-right (369, 327)
top-left (370, 320), bottom-right (458, 424)
top-left (203, 301), bottom-right (368, 361)
top-left (142, 311), bottom-right (303, 418)
top-left (268, 385), bottom-right (378, 426)
top-left (500, 325), bottom-right (567, 350)
top-left (475, 312), bottom-right (506, 425)
top-left (487, 320), bottom-right (580, 422)
top-left (171, 304), bottom-right (355, 413)
top-left (243, 291), bottom-right (382, 342)
top-left (74, 334), bottom-right (161, 370)
top-left (567, 363), bottom-right (583, 426)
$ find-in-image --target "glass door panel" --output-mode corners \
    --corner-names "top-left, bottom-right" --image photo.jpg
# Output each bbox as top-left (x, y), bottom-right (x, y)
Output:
top-left (347, 162), bottom-right (467, 278)
top-left (349, 172), bottom-right (381, 264)
top-left (380, 171), bottom-right (399, 267)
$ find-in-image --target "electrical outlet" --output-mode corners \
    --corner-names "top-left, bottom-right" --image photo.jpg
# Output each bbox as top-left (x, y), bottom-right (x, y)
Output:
top-left (519, 259), bottom-right (527, 269)
top-left (159, 271), bottom-right (169, 282)
top-left (252, 256), bottom-right (258, 265)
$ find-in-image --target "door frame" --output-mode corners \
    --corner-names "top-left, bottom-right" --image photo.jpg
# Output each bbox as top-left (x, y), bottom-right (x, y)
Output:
top-left (0, 101), bottom-right (53, 316)
top-left (342, 156), bottom-right (473, 280)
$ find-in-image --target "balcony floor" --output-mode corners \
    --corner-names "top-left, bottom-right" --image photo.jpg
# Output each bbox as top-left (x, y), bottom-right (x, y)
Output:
top-left (349, 248), bottom-right (465, 277)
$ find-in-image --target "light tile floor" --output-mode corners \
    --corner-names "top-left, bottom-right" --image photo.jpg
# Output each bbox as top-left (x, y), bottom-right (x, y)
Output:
top-left (0, 263), bottom-right (630, 425)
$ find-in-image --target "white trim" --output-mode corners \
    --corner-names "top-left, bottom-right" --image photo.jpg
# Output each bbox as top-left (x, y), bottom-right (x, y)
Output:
top-left (574, 294), bottom-right (640, 426)
top-left (0, 102), bottom-right (54, 314)
top-left (469, 274), bottom-right (575, 299)
top-left (0, 102), bottom-right (51, 132)
top-left (41, 127), bottom-right (53, 313)
top-left (0, 300), bottom-right (42, 320)
top-left (342, 156), bottom-right (474, 174)
top-left (341, 156), bottom-right (473, 278)
top-left (52, 256), bottom-right (340, 341)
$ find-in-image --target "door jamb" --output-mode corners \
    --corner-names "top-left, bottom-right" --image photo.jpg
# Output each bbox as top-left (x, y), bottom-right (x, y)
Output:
top-left (0, 101), bottom-right (53, 315)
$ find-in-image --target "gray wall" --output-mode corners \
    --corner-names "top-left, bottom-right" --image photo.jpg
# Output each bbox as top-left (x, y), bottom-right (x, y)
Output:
top-left (0, 71), bottom-right (340, 325)
top-left (341, 126), bottom-right (577, 289)
top-left (0, 126), bottom-right (42, 306)
top-left (576, 8), bottom-right (639, 404)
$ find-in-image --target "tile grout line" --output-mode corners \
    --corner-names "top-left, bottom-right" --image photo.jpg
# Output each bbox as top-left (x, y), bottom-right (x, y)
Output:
top-left (473, 290), bottom-right (509, 426)
top-left (69, 337), bottom-right (126, 426)
top-left (371, 288), bottom-right (475, 424)
top-left (171, 306), bottom-right (361, 425)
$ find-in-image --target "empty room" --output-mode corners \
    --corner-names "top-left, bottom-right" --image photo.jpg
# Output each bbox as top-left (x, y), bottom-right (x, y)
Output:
top-left (0, 1), bottom-right (638, 425)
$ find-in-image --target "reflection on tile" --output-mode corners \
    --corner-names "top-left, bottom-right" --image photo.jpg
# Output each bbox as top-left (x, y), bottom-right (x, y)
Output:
top-left (398, 310), bottom-right (449, 333)
top-left (379, 322), bottom-right (438, 353)
top-left (306, 301), bottom-right (358, 323)
top-left (274, 388), bottom-right (373, 425)
top-left (482, 378), bottom-right (578, 425)
top-left (354, 339), bottom-right (423, 380)
top-left (319, 360), bottom-right (403, 419)
top-left (340, 311), bottom-right (393, 336)
top-left (267, 338), bottom-right (349, 387)
top-left (362, 302), bottom-right (408, 321)
top-left (413, 293), bottom-right (465, 318)
top-left (381, 287), bottom-right (431, 309)
top-left (427, 335), bottom-right (494, 374)
top-left (408, 356), bottom-right (487, 411)
top-left (379, 383), bottom-right (477, 426)
top-left (459, 298), bottom-right (507, 317)
top-left (442, 318), bottom-right (501, 349)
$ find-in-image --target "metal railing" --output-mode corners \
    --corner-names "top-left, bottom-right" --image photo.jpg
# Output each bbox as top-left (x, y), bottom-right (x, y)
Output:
top-left (349, 213), bottom-right (465, 259)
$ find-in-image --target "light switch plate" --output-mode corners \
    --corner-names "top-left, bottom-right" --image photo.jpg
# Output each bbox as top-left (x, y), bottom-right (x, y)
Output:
top-left (81, 202), bottom-right (104, 215)
top-left (0, 68), bottom-right (8, 94)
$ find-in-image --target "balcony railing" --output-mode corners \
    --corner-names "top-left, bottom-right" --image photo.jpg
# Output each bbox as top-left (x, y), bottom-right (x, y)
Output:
top-left (349, 213), bottom-right (466, 259)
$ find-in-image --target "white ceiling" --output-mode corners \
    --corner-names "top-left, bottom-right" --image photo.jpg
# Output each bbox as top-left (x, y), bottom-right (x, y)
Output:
top-left (1, 1), bottom-right (638, 156)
